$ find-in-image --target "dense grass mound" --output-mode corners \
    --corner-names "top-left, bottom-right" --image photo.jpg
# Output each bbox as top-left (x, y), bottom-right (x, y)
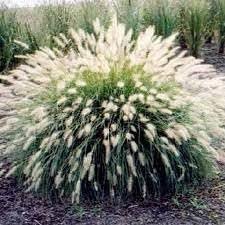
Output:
top-left (0, 17), bottom-right (225, 203)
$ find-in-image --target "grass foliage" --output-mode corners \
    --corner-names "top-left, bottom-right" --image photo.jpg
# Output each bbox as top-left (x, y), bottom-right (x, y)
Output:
top-left (40, 2), bottom-right (74, 48)
top-left (0, 5), bottom-right (40, 72)
top-left (214, 0), bottom-right (225, 53)
top-left (75, 0), bottom-right (111, 34)
top-left (180, 0), bottom-right (209, 57)
top-left (142, 0), bottom-right (177, 38)
top-left (114, 0), bottom-right (142, 39)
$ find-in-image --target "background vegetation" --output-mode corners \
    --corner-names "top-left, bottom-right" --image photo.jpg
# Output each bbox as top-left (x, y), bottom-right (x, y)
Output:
top-left (0, 0), bottom-right (224, 71)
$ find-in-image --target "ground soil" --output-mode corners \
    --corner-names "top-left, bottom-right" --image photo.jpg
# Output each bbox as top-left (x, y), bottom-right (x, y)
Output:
top-left (0, 166), bottom-right (225, 225)
top-left (201, 43), bottom-right (225, 73)
top-left (0, 43), bottom-right (225, 225)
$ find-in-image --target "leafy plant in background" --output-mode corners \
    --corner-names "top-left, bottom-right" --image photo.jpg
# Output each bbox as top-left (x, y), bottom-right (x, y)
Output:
top-left (176, 4), bottom-right (188, 50)
top-left (214, 0), bottom-right (225, 53)
top-left (1, 17), bottom-right (225, 204)
top-left (0, 5), bottom-right (40, 72)
top-left (114, 0), bottom-right (142, 39)
top-left (180, 0), bottom-right (209, 57)
top-left (204, 0), bottom-right (217, 44)
top-left (75, 0), bottom-right (111, 34)
top-left (0, 7), bottom-right (25, 72)
top-left (142, 0), bottom-right (177, 38)
top-left (1, 0), bottom-right (225, 73)
top-left (23, 23), bottom-right (40, 51)
top-left (40, 1), bottom-right (73, 48)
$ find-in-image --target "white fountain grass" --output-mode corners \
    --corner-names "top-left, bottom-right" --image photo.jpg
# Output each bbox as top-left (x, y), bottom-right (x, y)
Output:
top-left (0, 16), bottom-right (225, 203)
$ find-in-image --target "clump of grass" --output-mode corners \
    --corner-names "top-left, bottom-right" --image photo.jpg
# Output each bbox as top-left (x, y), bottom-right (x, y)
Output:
top-left (40, 1), bottom-right (74, 48)
top-left (22, 23), bottom-right (40, 51)
top-left (177, 4), bottom-right (188, 49)
top-left (114, 0), bottom-right (142, 39)
top-left (142, 0), bottom-right (177, 38)
top-left (179, 0), bottom-right (209, 57)
top-left (214, 0), bottom-right (225, 53)
top-left (0, 6), bottom-right (25, 71)
top-left (0, 5), bottom-right (40, 72)
top-left (0, 17), bottom-right (224, 204)
top-left (204, 0), bottom-right (217, 44)
top-left (75, 0), bottom-right (111, 34)
top-left (39, 0), bottom-right (111, 47)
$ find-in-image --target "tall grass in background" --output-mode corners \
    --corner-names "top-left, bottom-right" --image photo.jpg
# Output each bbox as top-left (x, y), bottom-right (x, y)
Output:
top-left (142, 0), bottom-right (177, 38)
top-left (0, 5), bottom-right (39, 72)
top-left (0, 7), bottom-right (21, 71)
top-left (177, 4), bottom-right (188, 50)
top-left (113, 0), bottom-right (142, 39)
top-left (40, 0), bottom-right (111, 45)
top-left (179, 0), bottom-right (209, 57)
top-left (40, 1), bottom-right (74, 48)
top-left (214, 0), bottom-right (225, 53)
top-left (2, 0), bottom-right (225, 73)
top-left (75, 0), bottom-right (111, 34)
top-left (204, 0), bottom-right (217, 44)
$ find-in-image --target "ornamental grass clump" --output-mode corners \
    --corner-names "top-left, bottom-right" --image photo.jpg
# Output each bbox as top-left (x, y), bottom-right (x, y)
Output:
top-left (142, 0), bottom-right (177, 38)
top-left (214, 0), bottom-right (225, 53)
top-left (179, 0), bottom-right (209, 57)
top-left (0, 6), bottom-right (39, 72)
top-left (0, 17), bottom-right (225, 203)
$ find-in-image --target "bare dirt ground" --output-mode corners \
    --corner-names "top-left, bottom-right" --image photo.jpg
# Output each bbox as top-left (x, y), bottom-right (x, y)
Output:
top-left (201, 42), bottom-right (225, 73)
top-left (0, 164), bottom-right (224, 225)
top-left (0, 43), bottom-right (225, 225)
